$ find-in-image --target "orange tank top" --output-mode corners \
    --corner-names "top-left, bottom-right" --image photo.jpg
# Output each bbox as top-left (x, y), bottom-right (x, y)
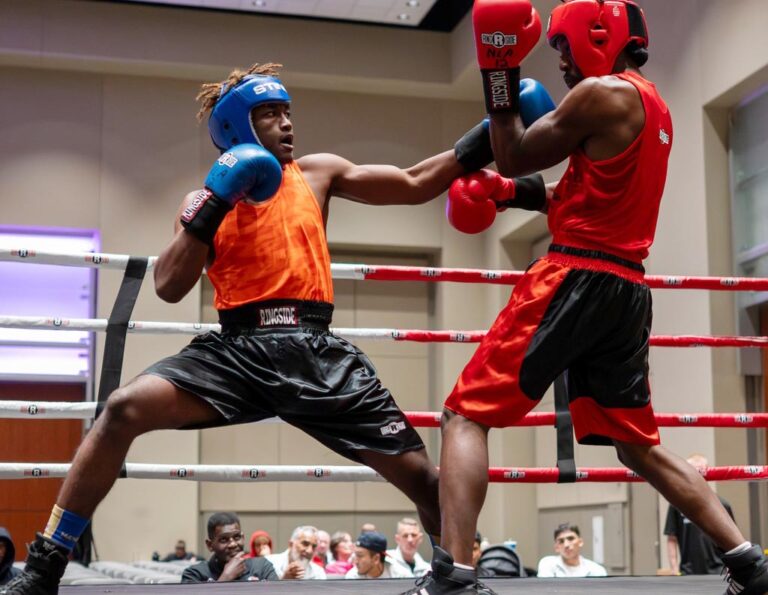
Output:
top-left (207, 161), bottom-right (334, 310)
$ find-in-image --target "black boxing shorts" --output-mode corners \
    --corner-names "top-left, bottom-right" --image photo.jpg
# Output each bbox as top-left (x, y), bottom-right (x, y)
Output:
top-left (445, 245), bottom-right (660, 446)
top-left (143, 299), bottom-right (425, 463)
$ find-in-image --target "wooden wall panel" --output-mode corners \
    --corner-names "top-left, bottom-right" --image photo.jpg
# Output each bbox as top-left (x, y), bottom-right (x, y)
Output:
top-left (0, 382), bottom-right (85, 558)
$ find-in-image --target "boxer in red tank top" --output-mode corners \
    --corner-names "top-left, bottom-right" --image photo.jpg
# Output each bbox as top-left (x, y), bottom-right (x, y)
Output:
top-left (403, 3), bottom-right (768, 595)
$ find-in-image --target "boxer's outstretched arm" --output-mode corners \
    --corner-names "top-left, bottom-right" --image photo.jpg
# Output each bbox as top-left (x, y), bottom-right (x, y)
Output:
top-left (154, 191), bottom-right (211, 303)
top-left (302, 151), bottom-right (465, 206)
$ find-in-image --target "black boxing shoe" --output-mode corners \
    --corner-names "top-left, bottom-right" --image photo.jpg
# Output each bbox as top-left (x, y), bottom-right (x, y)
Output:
top-left (400, 546), bottom-right (486, 595)
top-left (722, 544), bottom-right (768, 595)
top-left (0, 534), bottom-right (69, 595)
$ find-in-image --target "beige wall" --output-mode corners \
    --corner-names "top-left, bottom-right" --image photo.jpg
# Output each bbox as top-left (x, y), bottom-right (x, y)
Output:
top-left (1, 0), bottom-right (766, 568)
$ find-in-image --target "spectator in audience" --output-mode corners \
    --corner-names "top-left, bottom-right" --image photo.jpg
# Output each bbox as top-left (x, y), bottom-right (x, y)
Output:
top-left (181, 513), bottom-right (277, 583)
top-left (0, 528), bottom-right (20, 586)
top-left (325, 532), bottom-right (355, 577)
top-left (346, 532), bottom-right (412, 579)
top-left (360, 522), bottom-right (377, 533)
top-left (162, 539), bottom-right (197, 562)
top-left (244, 531), bottom-right (273, 559)
top-left (665, 454), bottom-right (735, 575)
top-left (267, 526), bottom-right (326, 580)
top-left (473, 532), bottom-right (496, 578)
top-left (537, 523), bottom-right (607, 578)
top-left (387, 517), bottom-right (430, 577)
top-left (313, 530), bottom-right (331, 568)
top-left (472, 532), bottom-right (484, 568)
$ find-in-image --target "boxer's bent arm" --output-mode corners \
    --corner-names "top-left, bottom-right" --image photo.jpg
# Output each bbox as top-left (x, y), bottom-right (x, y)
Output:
top-left (309, 151), bottom-right (465, 206)
top-left (490, 78), bottom-right (618, 178)
top-left (154, 191), bottom-right (211, 303)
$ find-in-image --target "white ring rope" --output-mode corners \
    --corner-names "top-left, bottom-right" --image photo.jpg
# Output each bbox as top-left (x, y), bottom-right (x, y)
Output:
top-left (0, 400), bottom-right (283, 424)
top-left (0, 248), bottom-right (157, 271)
top-left (0, 463), bottom-right (383, 482)
top-left (0, 315), bottom-right (452, 340)
top-left (2, 401), bottom-right (98, 419)
top-left (0, 315), bottom-right (404, 339)
top-left (0, 315), bottom-right (219, 335)
top-left (0, 248), bottom-right (374, 280)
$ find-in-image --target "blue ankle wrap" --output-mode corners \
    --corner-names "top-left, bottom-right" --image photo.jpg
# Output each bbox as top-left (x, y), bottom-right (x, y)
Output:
top-left (44, 505), bottom-right (90, 551)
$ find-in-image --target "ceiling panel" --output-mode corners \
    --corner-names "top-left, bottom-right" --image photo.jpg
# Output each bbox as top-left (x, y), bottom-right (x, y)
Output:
top-left (116, 0), bottom-right (472, 30)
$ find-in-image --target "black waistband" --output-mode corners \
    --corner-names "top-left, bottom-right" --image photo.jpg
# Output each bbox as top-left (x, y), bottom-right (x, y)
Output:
top-left (218, 300), bottom-right (333, 333)
top-left (548, 244), bottom-right (645, 273)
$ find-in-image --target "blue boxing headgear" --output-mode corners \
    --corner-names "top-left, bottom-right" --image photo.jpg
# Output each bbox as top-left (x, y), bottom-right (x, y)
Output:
top-left (208, 75), bottom-right (291, 152)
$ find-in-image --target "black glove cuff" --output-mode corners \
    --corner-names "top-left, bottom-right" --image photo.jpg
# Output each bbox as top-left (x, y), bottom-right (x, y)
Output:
top-left (454, 121), bottom-right (494, 172)
top-left (179, 190), bottom-right (232, 246)
top-left (481, 67), bottom-right (520, 114)
top-left (496, 173), bottom-right (546, 212)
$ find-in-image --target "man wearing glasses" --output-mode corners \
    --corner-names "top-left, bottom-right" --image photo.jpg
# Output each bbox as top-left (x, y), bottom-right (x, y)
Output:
top-left (181, 512), bottom-right (277, 583)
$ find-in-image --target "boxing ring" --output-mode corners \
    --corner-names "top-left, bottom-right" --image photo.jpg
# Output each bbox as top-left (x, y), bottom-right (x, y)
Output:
top-left (29, 574), bottom-right (726, 594)
top-left (2, 247), bottom-right (766, 593)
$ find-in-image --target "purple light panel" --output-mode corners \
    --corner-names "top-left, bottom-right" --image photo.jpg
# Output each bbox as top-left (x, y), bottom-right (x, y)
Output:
top-left (0, 226), bottom-right (98, 378)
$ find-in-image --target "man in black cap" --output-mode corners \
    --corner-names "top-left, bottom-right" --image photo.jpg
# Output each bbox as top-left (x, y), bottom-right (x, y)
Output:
top-left (346, 532), bottom-right (412, 579)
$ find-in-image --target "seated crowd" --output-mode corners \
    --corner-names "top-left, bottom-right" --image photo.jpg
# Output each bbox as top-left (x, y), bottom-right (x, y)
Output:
top-left (171, 515), bottom-right (606, 583)
top-left (0, 518), bottom-right (612, 586)
top-left (181, 514), bottom-right (437, 582)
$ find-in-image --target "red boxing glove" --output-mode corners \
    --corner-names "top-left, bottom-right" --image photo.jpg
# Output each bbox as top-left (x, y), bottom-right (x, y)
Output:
top-left (473, 0), bottom-right (541, 70)
top-left (446, 170), bottom-right (511, 234)
top-left (447, 169), bottom-right (548, 232)
top-left (473, 0), bottom-right (542, 113)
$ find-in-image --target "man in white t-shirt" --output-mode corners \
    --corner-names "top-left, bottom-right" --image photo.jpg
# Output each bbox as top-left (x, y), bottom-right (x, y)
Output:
top-left (345, 532), bottom-right (412, 579)
top-left (267, 525), bottom-right (326, 580)
top-left (386, 518), bottom-right (431, 578)
top-left (537, 523), bottom-right (607, 578)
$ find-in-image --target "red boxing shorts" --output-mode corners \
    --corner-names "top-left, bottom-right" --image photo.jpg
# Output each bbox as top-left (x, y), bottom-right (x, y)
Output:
top-left (444, 245), bottom-right (660, 446)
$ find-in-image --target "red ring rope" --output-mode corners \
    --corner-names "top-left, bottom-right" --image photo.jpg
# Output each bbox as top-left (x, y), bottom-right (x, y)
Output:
top-left (487, 465), bottom-right (767, 483)
top-left (354, 264), bottom-right (768, 291)
top-left (387, 330), bottom-right (768, 347)
top-left (404, 411), bottom-right (768, 429)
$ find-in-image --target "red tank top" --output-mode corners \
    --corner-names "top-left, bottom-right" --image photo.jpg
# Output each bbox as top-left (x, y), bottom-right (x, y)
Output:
top-left (207, 161), bottom-right (334, 310)
top-left (549, 72), bottom-right (673, 263)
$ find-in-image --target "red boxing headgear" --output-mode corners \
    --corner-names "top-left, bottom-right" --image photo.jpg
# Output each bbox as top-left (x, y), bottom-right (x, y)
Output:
top-left (546, 0), bottom-right (648, 78)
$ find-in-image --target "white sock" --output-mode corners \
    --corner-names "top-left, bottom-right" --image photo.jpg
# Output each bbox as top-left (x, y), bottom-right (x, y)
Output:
top-left (726, 541), bottom-right (752, 556)
top-left (453, 562), bottom-right (474, 571)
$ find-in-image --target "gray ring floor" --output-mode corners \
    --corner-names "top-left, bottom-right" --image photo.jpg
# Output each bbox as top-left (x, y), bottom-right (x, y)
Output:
top-left (61, 575), bottom-right (726, 594)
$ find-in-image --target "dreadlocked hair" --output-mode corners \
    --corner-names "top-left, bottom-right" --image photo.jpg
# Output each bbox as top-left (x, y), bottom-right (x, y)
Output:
top-left (196, 62), bottom-right (283, 122)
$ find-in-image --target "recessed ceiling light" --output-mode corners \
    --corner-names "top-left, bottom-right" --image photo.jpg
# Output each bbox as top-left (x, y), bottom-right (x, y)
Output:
top-left (397, 13), bottom-right (410, 20)
top-left (253, 0), bottom-right (266, 6)
top-left (406, 0), bottom-right (420, 6)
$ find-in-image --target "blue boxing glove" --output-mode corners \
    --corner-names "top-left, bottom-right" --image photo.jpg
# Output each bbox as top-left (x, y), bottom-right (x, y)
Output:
top-left (204, 144), bottom-right (282, 205)
top-left (519, 78), bottom-right (555, 128)
top-left (181, 144), bottom-right (283, 245)
top-left (454, 78), bottom-right (555, 172)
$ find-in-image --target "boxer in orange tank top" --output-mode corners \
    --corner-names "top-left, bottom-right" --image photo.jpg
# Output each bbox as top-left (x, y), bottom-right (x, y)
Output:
top-left (402, 3), bottom-right (768, 595)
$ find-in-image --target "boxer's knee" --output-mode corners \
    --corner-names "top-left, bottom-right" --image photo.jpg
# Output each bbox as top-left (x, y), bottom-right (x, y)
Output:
top-left (100, 383), bottom-right (158, 437)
